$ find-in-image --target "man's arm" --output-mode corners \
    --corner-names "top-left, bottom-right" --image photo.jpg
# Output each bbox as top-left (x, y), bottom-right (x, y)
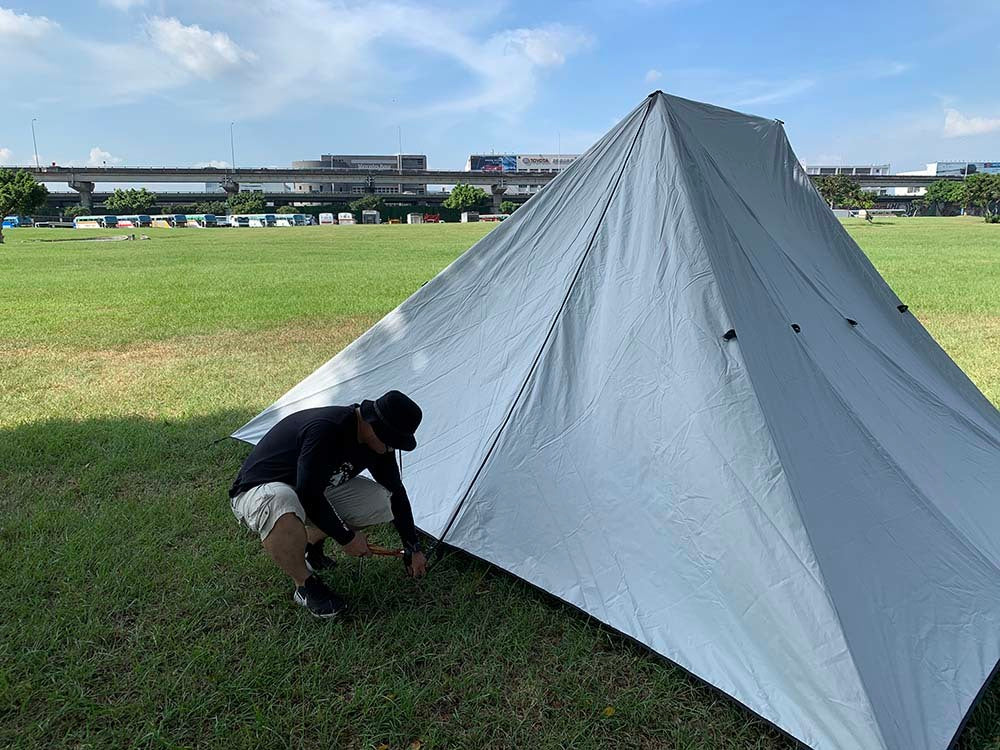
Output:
top-left (370, 452), bottom-right (420, 551)
top-left (295, 425), bottom-right (356, 546)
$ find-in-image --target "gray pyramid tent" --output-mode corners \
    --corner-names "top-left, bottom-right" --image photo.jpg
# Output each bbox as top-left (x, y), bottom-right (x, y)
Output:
top-left (234, 92), bottom-right (1000, 750)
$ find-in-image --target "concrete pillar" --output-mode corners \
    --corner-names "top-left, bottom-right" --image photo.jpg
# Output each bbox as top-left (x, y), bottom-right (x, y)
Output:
top-left (491, 183), bottom-right (507, 213)
top-left (69, 181), bottom-right (95, 210)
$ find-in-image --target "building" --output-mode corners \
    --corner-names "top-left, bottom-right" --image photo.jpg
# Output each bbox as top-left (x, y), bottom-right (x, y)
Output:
top-left (801, 164), bottom-right (891, 195)
top-left (889, 161), bottom-right (1000, 196)
top-left (291, 154), bottom-right (427, 196)
top-left (464, 153), bottom-right (579, 195)
top-left (802, 163), bottom-right (891, 177)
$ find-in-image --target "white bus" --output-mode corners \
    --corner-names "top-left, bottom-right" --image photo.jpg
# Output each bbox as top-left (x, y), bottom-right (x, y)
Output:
top-left (73, 215), bottom-right (118, 228)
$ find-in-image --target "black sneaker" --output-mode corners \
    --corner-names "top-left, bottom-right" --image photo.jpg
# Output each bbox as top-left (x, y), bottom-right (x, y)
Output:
top-left (305, 540), bottom-right (337, 573)
top-left (293, 575), bottom-right (347, 619)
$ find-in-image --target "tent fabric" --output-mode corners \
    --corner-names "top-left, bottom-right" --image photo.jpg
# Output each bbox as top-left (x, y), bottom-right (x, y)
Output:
top-left (233, 92), bottom-right (1000, 750)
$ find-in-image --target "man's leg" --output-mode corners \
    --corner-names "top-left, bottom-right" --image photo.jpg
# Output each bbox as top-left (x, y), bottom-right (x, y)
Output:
top-left (306, 526), bottom-right (327, 544)
top-left (325, 477), bottom-right (394, 530)
top-left (232, 482), bottom-right (346, 618)
top-left (262, 512), bottom-right (310, 587)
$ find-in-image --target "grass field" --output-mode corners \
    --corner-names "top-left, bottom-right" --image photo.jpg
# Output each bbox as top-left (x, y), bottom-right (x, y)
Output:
top-left (1, 217), bottom-right (998, 750)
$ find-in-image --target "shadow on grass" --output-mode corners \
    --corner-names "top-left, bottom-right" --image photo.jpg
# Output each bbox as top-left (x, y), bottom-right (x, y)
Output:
top-left (1, 411), bottom-right (997, 749)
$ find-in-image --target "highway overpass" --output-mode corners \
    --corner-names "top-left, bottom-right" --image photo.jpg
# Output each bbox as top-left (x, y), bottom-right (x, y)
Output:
top-left (26, 166), bottom-right (547, 211)
top-left (24, 165), bottom-right (959, 210)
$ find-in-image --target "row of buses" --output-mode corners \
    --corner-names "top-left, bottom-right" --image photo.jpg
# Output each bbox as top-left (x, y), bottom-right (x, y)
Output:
top-left (72, 213), bottom-right (312, 229)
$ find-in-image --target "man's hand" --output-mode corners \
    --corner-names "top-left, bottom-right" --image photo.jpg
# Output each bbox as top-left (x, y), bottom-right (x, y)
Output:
top-left (407, 550), bottom-right (428, 578)
top-left (342, 531), bottom-right (371, 557)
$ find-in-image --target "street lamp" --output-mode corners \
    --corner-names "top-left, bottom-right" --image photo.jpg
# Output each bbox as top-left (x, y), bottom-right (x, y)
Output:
top-left (230, 122), bottom-right (236, 172)
top-left (31, 118), bottom-right (39, 169)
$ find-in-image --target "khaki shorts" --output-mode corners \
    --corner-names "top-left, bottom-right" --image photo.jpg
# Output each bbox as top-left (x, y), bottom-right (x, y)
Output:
top-left (230, 476), bottom-right (393, 541)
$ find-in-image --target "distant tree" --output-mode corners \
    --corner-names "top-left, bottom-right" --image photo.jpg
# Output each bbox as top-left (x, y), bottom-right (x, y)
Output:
top-left (855, 189), bottom-right (877, 211)
top-left (348, 194), bottom-right (385, 213)
top-left (815, 175), bottom-right (876, 210)
top-left (499, 200), bottom-right (518, 214)
top-left (0, 168), bottom-right (48, 244)
top-left (276, 205), bottom-right (298, 214)
top-left (443, 183), bottom-right (489, 211)
top-left (922, 180), bottom-right (967, 216)
top-left (816, 175), bottom-right (858, 208)
top-left (62, 205), bottom-right (90, 220)
top-left (907, 197), bottom-right (926, 217)
top-left (105, 187), bottom-right (157, 214)
top-left (964, 173), bottom-right (1000, 221)
top-left (195, 200), bottom-right (227, 214)
top-left (227, 190), bottom-right (266, 214)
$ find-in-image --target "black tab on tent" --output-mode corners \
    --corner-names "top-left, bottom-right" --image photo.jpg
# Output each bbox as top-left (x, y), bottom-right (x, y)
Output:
top-left (791, 324), bottom-right (801, 333)
top-left (722, 329), bottom-right (737, 340)
top-left (846, 318), bottom-right (858, 326)
top-left (898, 304), bottom-right (909, 313)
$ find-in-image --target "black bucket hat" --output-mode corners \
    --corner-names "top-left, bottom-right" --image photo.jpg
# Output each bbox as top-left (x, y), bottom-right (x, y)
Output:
top-left (359, 390), bottom-right (422, 451)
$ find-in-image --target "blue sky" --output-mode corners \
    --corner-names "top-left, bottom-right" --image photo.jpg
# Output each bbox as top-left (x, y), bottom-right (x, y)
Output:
top-left (2, 0), bottom-right (1000, 177)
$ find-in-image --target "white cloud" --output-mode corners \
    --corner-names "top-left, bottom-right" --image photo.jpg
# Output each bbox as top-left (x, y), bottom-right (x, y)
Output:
top-left (0, 2), bottom-right (591, 121)
top-left (64, 147), bottom-right (124, 167)
top-left (0, 6), bottom-right (57, 38)
top-left (88, 146), bottom-right (122, 166)
top-left (194, 160), bottom-right (231, 168)
top-left (100, 0), bottom-right (146, 9)
top-left (645, 68), bottom-right (662, 83)
top-left (147, 16), bottom-right (256, 78)
top-left (0, 147), bottom-right (14, 165)
top-left (491, 25), bottom-right (591, 67)
top-left (735, 79), bottom-right (815, 107)
top-left (943, 108), bottom-right (1000, 137)
top-left (878, 61), bottom-right (911, 78)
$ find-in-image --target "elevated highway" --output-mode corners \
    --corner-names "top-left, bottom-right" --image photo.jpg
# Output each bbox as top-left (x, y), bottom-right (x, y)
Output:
top-left (27, 166), bottom-right (543, 211)
top-left (25, 165), bottom-right (958, 211)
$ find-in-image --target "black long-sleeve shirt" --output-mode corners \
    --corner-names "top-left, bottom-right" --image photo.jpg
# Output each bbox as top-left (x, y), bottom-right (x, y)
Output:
top-left (229, 405), bottom-right (419, 549)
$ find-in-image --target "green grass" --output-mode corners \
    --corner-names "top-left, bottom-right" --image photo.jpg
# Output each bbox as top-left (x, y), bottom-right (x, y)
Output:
top-left (1, 218), bottom-right (998, 750)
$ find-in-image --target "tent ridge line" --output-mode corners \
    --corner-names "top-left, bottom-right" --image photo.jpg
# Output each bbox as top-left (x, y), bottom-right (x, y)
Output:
top-left (430, 95), bottom-right (658, 552)
top-left (659, 106), bottom-right (893, 750)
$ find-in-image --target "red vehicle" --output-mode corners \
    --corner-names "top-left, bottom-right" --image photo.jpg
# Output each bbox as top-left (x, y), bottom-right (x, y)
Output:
top-left (422, 213), bottom-right (441, 223)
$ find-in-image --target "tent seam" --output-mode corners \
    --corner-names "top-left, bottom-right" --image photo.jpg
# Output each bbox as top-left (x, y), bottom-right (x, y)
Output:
top-left (432, 94), bottom-right (657, 549)
top-left (659, 102), bottom-right (892, 750)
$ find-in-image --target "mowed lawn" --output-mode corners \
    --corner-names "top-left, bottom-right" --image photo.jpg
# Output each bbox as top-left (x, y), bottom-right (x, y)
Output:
top-left (1, 218), bottom-right (998, 750)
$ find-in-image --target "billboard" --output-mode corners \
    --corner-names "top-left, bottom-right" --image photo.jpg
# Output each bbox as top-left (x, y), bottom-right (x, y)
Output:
top-left (469, 155), bottom-right (516, 172)
top-left (935, 162), bottom-right (1000, 176)
top-left (516, 154), bottom-right (578, 171)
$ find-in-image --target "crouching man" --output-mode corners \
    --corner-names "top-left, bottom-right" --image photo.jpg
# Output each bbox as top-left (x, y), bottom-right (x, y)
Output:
top-left (229, 390), bottom-right (427, 618)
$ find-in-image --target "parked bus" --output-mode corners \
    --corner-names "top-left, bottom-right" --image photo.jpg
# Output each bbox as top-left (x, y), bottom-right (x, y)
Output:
top-left (150, 214), bottom-right (186, 228)
top-left (184, 214), bottom-right (218, 227)
top-left (2, 215), bottom-right (33, 228)
top-left (73, 215), bottom-right (119, 228)
top-left (117, 215), bottom-right (152, 228)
